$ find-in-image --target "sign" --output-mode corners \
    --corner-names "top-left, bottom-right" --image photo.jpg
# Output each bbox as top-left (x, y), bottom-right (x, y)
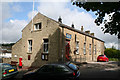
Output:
top-left (66, 33), bottom-right (71, 39)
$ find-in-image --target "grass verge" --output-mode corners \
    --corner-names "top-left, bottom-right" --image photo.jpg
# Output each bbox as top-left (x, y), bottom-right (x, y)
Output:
top-left (109, 58), bottom-right (119, 61)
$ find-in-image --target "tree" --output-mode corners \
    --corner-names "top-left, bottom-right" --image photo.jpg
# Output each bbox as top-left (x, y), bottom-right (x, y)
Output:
top-left (104, 48), bottom-right (120, 58)
top-left (72, 1), bottom-right (120, 39)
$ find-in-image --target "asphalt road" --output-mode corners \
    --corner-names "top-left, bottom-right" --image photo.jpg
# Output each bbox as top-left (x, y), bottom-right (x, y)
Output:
top-left (79, 61), bottom-right (120, 80)
top-left (6, 61), bottom-right (120, 80)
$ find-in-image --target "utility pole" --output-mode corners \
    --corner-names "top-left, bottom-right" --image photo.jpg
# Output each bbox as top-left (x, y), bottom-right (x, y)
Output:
top-left (31, 0), bottom-right (34, 32)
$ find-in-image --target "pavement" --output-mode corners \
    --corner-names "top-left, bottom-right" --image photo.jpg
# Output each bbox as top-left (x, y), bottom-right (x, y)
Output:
top-left (11, 61), bottom-right (120, 80)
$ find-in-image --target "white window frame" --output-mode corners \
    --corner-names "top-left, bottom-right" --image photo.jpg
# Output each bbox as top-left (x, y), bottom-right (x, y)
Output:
top-left (83, 43), bottom-right (86, 55)
top-left (34, 23), bottom-right (41, 30)
top-left (28, 40), bottom-right (32, 53)
top-left (76, 41), bottom-right (79, 54)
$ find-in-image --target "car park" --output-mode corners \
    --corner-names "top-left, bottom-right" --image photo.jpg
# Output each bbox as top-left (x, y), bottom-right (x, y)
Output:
top-left (97, 55), bottom-right (109, 62)
top-left (23, 62), bottom-right (80, 80)
top-left (0, 63), bottom-right (18, 80)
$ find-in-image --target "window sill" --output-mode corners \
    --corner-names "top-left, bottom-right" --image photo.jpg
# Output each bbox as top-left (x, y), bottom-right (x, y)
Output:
top-left (42, 52), bottom-right (49, 55)
top-left (32, 29), bottom-right (42, 32)
top-left (27, 52), bottom-right (32, 54)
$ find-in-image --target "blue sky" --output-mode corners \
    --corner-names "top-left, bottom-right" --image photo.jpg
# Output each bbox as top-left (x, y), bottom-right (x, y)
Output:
top-left (0, 0), bottom-right (118, 48)
top-left (4, 1), bottom-right (96, 22)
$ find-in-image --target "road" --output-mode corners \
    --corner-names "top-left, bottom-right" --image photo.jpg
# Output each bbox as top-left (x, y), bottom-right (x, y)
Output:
top-left (79, 61), bottom-right (120, 80)
top-left (7, 61), bottom-right (120, 80)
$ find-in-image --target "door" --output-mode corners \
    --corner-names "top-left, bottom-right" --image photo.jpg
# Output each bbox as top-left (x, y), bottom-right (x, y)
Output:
top-left (65, 40), bottom-right (70, 61)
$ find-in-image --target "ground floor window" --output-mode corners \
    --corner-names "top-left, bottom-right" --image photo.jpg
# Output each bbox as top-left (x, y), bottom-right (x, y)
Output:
top-left (28, 55), bottom-right (31, 60)
top-left (28, 40), bottom-right (32, 53)
top-left (76, 41), bottom-right (79, 54)
top-left (41, 54), bottom-right (48, 61)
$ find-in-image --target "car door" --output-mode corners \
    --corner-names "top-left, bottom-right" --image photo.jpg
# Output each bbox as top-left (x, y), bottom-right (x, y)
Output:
top-left (53, 65), bottom-right (72, 79)
top-left (34, 65), bottom-right (54, 80)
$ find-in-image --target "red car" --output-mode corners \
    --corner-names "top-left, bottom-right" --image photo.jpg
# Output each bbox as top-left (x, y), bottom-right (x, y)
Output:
top-left (97, 55), bottom-right (109, 62)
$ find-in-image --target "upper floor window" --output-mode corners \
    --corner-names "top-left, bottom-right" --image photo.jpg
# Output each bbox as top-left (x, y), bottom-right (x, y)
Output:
top-left (94, 45), bottom-right (96, 54)
top-left (34, 23), bottom-right (41, 30)
top-left (89, 44), bottom-right (91, 55)
top-left (28, 40), bottom-right (32, 53)
top-left (43, 39), bottom-right (49, 53)
top-left (76, 41), bottom-right (79, 54)
top-left (83, 43), bottom-right (86, 55)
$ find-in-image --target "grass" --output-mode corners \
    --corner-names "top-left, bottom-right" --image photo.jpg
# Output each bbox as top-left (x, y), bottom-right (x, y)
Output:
top-left (109, 58), bottom-right (119, 61)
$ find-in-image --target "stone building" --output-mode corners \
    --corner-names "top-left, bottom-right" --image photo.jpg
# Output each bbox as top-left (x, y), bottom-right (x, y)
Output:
top-left (12, 12), bottom-right (104, 67)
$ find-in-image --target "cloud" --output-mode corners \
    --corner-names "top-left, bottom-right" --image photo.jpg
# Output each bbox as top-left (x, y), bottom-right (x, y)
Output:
top-left (1, 20), bottom-right (27, 43)
top-left (0, 3), bottom-right (28, 43)
top-left (12, 5), bottom-right (23, 12)
top-left (28, 10), bottom-right (38, 21)
top-left (37, 1), bottom-right (118, 49)
top-left (1, 3), bottom-right (12, 21)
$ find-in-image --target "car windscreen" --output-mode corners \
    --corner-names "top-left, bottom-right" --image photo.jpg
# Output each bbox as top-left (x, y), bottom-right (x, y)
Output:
top-left (68, 63), bottom-right (77, 70)
top-left (2, 64), bottom-right (12, 69)
top-left (99, 55), bottom-right (104, 57)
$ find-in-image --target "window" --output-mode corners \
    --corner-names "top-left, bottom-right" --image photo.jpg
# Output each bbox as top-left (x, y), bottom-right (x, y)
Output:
top-left (34, 23), bottom-right (41, 30)
top-left (75, 34), bottom-right (76, 42)
top-left (68, 63), bottom-right (78, 70)
top-left (94, 45), bottom-right (96, 54)
top-left (2, 64), bottom-right (12, 68)
top-left (76, 41), bottom-right (79, 54)
top-left (43, 39), bottom-right (49, 53)
top-left (28, 55), bottom-right (30, 60)
top-left (89, 44), bottom-right (91, 55)
top-left (41, 54), bottom-right (48, 60)
top-left (28, 40), bottom-right (32, 53)
top-left (83, 43), bottom-right (86, 55)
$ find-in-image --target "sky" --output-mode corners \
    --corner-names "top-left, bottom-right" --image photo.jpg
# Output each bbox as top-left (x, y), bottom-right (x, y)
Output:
top-left (0, 0), bottom-right (119, 49)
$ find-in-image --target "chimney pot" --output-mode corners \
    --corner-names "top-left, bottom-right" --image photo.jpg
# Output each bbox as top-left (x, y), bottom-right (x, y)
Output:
top-left (81, 26), bottom-right (83, 31)
top-left (72, 23), bottom-right (74, 28)
top-left (90, 33), bottom-right (94, 36)
top-left (58, 16), bottom-right (62, 23)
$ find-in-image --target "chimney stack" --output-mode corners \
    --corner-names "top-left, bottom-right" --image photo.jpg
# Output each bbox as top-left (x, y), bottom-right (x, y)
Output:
top-left (81, 26), bottom-right (83, 31)
top-left (58, 16), bottom-right (62, 23)
top-left (85, 30), bottom-right (90, 34)
top-left (90, 33), bottom-right (94, 36)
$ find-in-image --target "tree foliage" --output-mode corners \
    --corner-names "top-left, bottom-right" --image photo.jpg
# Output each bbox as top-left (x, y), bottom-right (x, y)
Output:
top-left (104, 48), bottom-right (120, 58)
top-left (0, 43), bottom-right (15, 46)
top-left (72, 1), bottom-right (120, 39)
